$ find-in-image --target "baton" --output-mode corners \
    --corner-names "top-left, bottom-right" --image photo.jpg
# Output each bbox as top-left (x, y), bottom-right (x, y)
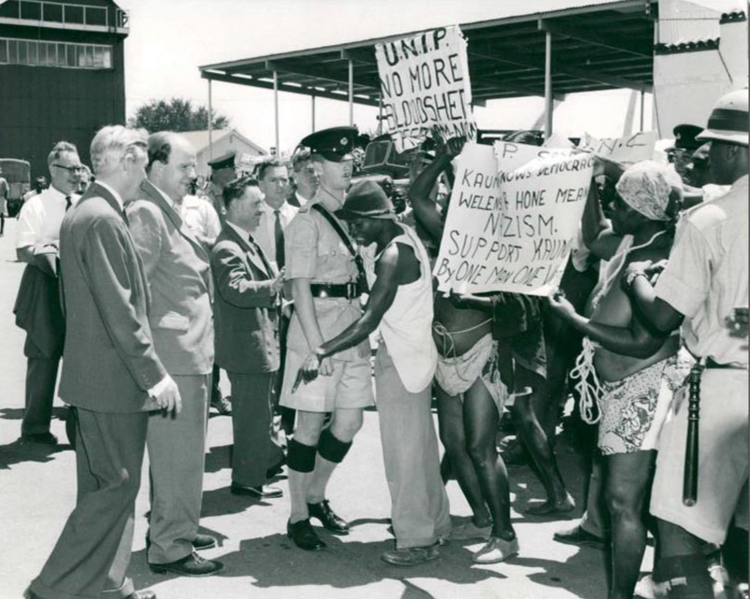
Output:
top-left (682, 363), bottom-right (703, 507)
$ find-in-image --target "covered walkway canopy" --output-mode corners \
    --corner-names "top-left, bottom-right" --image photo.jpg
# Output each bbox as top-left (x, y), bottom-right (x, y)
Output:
top-left (198, 0), bottom-right (657, 151)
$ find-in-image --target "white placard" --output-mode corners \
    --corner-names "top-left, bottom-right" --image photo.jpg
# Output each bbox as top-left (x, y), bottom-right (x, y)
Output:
top-left (375, 26), bottom-right (476, 153)
top-left (434, 142), bottom-right (595, 296)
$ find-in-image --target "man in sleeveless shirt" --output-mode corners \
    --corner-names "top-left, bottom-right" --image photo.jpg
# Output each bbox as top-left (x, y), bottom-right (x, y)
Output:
top-left (296, 179), bottom-right (451, 566)
top-left (279, 127), bottom-right (374, 551)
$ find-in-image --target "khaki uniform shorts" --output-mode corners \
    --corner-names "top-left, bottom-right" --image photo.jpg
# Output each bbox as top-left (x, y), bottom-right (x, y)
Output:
top-left (280, 348), bottom-right (374, 413)
top-left (650, 368), bottom-right (748, 545)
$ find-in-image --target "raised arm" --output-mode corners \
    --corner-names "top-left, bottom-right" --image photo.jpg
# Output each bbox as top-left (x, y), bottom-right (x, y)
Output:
top-left (581, 176), bottom-right (621, 261)
top-left (408, 134), bottom-right (465, 240)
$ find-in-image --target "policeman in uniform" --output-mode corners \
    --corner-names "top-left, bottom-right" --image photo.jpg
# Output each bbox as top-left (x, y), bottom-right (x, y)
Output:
top-left (205, 151), bottom-right (237, 415)
top-left (280, 126), bottom-right (374, 550)
top-left (205, 151), bottom-right (236, 227)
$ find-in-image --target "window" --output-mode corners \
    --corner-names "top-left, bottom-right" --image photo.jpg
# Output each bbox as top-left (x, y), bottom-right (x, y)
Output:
top-left (64, 4), bottom-right (84, 24)
top-left (20, 1), bottom-right (41, 20)
top-left (42, 2), bottom-right (63, 23)
top-left (86, 6), bottom-right (107, 26)
top-left (0, 37), bottom-right (113, 69)
top-left (0, 2), bottom-right (20, 19)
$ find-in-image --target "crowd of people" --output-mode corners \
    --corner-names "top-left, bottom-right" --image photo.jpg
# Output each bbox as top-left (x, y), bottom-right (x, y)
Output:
top-left (10, 88), bottom-right (748, 599)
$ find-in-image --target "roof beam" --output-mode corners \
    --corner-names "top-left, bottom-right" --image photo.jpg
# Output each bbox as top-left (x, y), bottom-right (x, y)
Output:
top-left (265, 60), bottom-right (380, 93)
top-left (538, 18), bottom-right (651, 57)
top-left (468, 48), bottom-right (650, 92)
top-left (469, 73), bottom-right (566, 100)
top-left (200, 71), bottom-right (379, 107)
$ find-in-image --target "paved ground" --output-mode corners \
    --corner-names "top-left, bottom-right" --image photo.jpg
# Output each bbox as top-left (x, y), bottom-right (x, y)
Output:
top-left (0, 217), bottom-right (628, 599)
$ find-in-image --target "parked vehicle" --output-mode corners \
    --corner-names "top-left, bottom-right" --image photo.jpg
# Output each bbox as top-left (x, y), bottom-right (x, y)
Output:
top-left (0, 159), bottom-right (31, 216)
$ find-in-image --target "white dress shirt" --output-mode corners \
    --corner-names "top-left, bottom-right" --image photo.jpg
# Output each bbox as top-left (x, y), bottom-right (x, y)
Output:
top-left (182, 195), bottom-right (221, 243)
top-left (16, 185), bottom-right (79, 249)
top-left (254, 200), bottom-right (298, 269)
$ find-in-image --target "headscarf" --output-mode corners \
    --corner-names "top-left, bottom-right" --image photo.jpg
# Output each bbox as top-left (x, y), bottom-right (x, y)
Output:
top-left (615, 160), bottom-right (682, 222)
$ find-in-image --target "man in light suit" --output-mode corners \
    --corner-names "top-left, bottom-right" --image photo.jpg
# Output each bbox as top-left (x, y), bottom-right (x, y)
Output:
top-left (212, 176), bottom-right (286, 498)
top-left (28, 125), bottom-right (181, 599)
top-left (127, 132), bottom-right (224, 577)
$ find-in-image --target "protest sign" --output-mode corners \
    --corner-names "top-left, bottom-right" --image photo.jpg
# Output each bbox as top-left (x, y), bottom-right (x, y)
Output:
top-left (375, 26), bottom-right (476, 153)
top-left (581, 131), bottom-right (657, 164)
top-left (434, 142), bottom-right (595, 296)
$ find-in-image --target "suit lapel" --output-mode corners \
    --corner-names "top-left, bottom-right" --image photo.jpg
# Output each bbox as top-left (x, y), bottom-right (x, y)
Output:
top-left (85, 182), bottom-right (124, 220)
top-left (225, 224), bottom-right (271, 279)
top-left (140, 180), bottom-right (208, 262)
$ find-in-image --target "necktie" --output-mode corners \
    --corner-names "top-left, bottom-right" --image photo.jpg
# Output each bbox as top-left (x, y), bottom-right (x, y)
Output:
top-left (64, 196), bottom-right (72, 211)
top-left (274, 209), bottom-right (285, 270)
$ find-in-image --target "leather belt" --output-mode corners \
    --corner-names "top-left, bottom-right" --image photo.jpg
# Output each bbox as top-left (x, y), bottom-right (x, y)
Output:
top-left (310, 282), bottom-right (360, 300)
top-left (705, 357), bottom-right (747, 370)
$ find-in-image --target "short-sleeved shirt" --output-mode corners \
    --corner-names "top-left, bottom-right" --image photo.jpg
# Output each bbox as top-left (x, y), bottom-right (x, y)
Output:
top-left (655, 175), bottom-right (748, 366)
top-left (181, 194), bottom-right (221, 243)
top-left (284, 197), bottom-right (369, 361)
top-left (16, 186), bottom-right (79, 249)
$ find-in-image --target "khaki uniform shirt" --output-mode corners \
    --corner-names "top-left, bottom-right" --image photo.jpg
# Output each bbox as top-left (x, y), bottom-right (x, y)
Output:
top-left (284, 196), bottom-right (369, 361)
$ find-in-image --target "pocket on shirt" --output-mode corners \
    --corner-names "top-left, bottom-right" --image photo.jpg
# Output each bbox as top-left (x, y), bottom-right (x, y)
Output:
top-left (154, 312), bottom-right (189, 332)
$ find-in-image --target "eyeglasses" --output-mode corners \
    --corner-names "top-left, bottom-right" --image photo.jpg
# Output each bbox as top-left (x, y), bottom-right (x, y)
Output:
top-left (52, 164), bottom-right (86, 173)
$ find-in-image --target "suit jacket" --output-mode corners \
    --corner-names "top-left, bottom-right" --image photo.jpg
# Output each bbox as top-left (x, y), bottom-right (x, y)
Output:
top-left (211, 224), bottom-right (279, 374)
top-left (127, 180), bottom-right (214, 376)
top-left (13, 262), bottom-right (65, 358)
top-left (57, 182), bottom-right (167, 412)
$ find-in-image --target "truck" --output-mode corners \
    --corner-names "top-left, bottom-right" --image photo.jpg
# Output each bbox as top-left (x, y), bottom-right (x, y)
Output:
top-left (0, 158), bottom-right (31, 217)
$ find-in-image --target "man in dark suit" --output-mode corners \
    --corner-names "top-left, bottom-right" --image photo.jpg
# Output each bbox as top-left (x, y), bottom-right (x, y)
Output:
top-left (212, 176), bottom-right (286, 498)
top-left (28, 125), bottom-right (181, 599)
top-left (127, 132), bottom-right (224, 577)
top-left (14, 141), bottom-right (82, 445)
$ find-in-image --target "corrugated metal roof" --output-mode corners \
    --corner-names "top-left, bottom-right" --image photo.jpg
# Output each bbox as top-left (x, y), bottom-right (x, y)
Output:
top-left (199, 0), bottom-right (657, 105)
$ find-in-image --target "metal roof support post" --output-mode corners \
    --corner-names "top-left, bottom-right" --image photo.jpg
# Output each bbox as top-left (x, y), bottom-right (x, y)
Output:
top-left (377, 96), bottom-right (383, 136)
top-left (640, 89), bottom-right (645, 132)
top-left (273, 70), bottom-right (280, 156)
top-left (311, 93), bottom-right (316, 132)
top-left (208, 78), bottom-right (213, 163)
top-left (544, 30), bottom-right (553, 138)
top-left (348, 58), bottom-right (354, 126)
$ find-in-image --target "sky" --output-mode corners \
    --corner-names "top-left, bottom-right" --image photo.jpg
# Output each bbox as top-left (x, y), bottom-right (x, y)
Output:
top-left (117, 0), bottom-right (654, 153)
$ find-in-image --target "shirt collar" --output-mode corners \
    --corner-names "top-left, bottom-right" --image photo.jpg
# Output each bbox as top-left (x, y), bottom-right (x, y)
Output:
top-left (295, 192), bottom-right (309, 207)
top-left (227, 220), bottom-right (251, 241)
top-left (47, 184), bottom-right (79, 203)
top-left (95, 180), bottom-right (125, 211)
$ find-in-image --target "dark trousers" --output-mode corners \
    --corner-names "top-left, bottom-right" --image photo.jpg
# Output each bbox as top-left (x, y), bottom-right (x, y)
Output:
top-left (228, 371), bottom-right (283, 487)
top-left (22, 337), bottom-right (61, 436)
top-left (210, 363), bottom-right (222, 403)
top-left (30, 408), bottom-right (148, 599)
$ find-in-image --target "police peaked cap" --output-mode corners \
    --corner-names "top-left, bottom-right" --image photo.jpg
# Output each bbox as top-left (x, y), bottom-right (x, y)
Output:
top-left (299, 126), bottom-right (358, 162)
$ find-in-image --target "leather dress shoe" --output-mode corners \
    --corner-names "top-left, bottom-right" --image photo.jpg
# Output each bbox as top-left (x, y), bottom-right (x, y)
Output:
top-left (21, 432), bottom-right (58, 445)
top-left (192, 533), bottom-right (217, 550)
top-left (146, 532), bottom-right (217, 551)
top-left (266, 455), bottom-right (287, 479)
top-left (210, 395), bottom-right (232, 415)
top-left (307, 499), bottom-right (349, 534)
top-left (126, 591), bottom-right (157, 599)
top-left (230, 483), bottom-right (283, 498)
top-left (149, 551), bottom-right (224, 577)
top-left (287, 519), bottom-right (326, 551)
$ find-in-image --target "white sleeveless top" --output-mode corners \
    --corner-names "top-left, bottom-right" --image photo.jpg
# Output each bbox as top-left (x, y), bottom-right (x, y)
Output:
top-left (365, 223), bottom-right (437, 393)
